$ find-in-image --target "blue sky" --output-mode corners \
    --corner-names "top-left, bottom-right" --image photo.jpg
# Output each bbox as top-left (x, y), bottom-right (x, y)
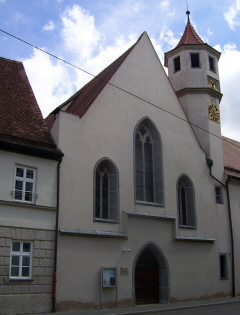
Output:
top-left (1, 0), bottom-right (240, 141)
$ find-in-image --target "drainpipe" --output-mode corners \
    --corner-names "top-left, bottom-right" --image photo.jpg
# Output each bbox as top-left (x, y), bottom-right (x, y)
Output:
top-left (206, 158), bottom-right (235, 297)
top-left (52, 158), bottom-right (62, 312)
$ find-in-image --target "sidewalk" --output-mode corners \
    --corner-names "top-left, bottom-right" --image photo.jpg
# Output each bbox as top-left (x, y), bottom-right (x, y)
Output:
top-left (36, 297), bottom-right (240, 315)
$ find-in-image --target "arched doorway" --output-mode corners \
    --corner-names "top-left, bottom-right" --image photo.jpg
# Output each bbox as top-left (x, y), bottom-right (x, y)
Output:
top-left (133, 242), bottom-right (170, 305)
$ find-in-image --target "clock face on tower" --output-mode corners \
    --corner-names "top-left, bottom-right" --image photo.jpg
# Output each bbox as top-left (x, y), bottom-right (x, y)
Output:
top-left (208, 103), bottom-right (220, 123)
top-left (208, 78), bottom-right (218, 90)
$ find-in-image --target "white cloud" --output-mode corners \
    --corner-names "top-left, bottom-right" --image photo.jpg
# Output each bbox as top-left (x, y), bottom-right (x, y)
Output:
top-left (159, 0), bottom-right (175, 17)
top-left (159, 26), bottom-right (179, 50)
top-left (217, 43), bottom-right (240, 141)
top-left (207, 28), bottom-right (213, 36)
top-left (224, 0), bottom-right (240, 30)
top-left (23, 49), bottom-right (75, 117)
top-left (22, 5), bottom-right (136, 117)
top-left (159, 0), bottom-right (169, 9)
top-left (43, 20), bottom-right (55, 31)
top-left (61, 5), bottom-right (101, 62)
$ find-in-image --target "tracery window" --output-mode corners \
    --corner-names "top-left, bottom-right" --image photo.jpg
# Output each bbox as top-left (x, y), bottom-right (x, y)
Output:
top-left (95, 164), bottom-right (109, 219)
top-left (94, 159), bottom-right (119, 222)
top-left (177, 174), bottom-right (196, 228)
top-left (135, 124), bottom-right (154, 202)
top-left (134, 118), bottom-right (164, 205)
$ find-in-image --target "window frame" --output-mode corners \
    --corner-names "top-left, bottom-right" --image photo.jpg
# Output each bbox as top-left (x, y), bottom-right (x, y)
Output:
top-left (134, 118), bottom-right (164, 207)
top-left (177, 174), bottom-right (196, 228)
top-left (190, 52), bottom-right (201, 68)
top-left (215, 185), bottom-right (224, 204)
top-left (10, 241), bottom-right (33, 280)
top-left (94, 158), bottom-right (119, 223)
top-left (219, 253), bottom-right (229, 280)
top-left (209, 55), bottom-right (216, 73)
top-left (173, 56), bottom-right (181, 73)
top-left (13, 165), bottom-right (37, 204)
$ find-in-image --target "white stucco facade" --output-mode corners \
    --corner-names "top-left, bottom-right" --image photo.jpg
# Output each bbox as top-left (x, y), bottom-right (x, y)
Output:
top-left (49, 33), bottom-right (235, 311)
top-left (0, 150), bottom-right (60, 314)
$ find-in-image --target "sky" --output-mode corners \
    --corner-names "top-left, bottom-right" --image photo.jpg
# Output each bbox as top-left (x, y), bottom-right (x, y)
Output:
top-left (0, 0), bottom-right (240, 141)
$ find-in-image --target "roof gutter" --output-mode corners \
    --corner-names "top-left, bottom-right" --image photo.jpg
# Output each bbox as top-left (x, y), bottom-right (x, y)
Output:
top-left (206, 158), bottom-right (235, 297)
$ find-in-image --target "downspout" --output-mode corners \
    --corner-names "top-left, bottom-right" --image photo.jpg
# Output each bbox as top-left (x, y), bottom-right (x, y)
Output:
top-left (52, 157), bottom-right (62, 312)
top-left (206, 158), bottom-right (235, 297)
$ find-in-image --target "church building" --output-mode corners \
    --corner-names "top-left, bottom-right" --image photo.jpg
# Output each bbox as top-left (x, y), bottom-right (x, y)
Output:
top-left (45, 11), bottom-right (240, 311)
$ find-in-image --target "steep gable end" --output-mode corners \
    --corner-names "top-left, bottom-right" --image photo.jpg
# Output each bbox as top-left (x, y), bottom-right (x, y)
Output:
top-left (45, 32), bottom-right (145, 128)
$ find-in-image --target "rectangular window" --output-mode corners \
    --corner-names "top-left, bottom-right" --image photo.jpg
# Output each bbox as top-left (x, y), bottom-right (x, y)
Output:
top-left (173, 56), bottom-right (181, 72)
top-left (10, 241), bottom-right (32, 279)
top-left (13, 166), bottom-right (36, 203)
top-left (190, 53), bottom-right (200, 68)
top-left (215, 186), bottom-right (224, 204)
top-left (209, 56), bottom-right (216, 72)
top-left (219, 254), bottom-right (228, 280)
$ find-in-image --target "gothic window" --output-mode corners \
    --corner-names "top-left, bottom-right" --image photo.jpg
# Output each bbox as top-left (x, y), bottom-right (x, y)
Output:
top-left (177, 174), bottom-right (196, 227)
top-left (94, 159), bottom-right (119, 222)
top-left (134, 118), bottom-right (164, 205)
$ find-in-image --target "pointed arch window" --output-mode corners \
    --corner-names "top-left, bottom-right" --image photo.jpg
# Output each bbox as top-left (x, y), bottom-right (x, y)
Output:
top-left (94, 159), bottom-right (119, 222)
top-left (177, 174), bottom-right (196, 228)
top-left (134, 118), bottom-right (164, 205)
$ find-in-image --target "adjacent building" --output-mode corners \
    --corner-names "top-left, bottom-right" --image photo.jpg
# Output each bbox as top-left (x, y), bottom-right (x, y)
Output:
top-left (0, 57), bottom-right (63, 314)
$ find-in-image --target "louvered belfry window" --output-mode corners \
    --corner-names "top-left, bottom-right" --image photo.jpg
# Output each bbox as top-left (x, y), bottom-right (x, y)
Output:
top-left (135, 124), bottom-right (154, 202)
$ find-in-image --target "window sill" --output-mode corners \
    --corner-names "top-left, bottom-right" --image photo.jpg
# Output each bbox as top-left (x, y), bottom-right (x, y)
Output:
top-left (220, 278), bottom-right (229, 280)
top-left (178, 225), bottom-right (196, 229)
top-left (135, 200), bottom-right (163, 207)
top-left (9, 278), bottom-right (33, 281)
top-left (94, 218), bottom-right (119, 224)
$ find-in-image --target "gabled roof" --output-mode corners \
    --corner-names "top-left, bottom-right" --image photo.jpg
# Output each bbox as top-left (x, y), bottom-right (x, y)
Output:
top-left (0, 57), bottom-right (62, 160)
top-left (45, 32), bottom-right (145, 129)
top-left (222, 136), bottom-right (240, 179)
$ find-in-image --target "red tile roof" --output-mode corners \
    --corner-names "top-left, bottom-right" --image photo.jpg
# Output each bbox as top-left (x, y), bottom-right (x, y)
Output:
top-left (0, 57), bottom-right (62, 160)
top-left (175, 23), bottom-right (204, 48)
top-left (45, 33), bottom-right (145, 129)
top-left (222, 136), bottom-right (240, 179)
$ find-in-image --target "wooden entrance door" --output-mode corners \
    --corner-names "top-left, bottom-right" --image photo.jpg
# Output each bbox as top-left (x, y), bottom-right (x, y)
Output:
top-left (135, 249), bottom-right (159, 304)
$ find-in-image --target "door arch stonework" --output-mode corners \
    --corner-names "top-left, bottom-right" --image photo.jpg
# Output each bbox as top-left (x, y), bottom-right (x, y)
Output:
top-left (133, 242), bottom-right (170, 304)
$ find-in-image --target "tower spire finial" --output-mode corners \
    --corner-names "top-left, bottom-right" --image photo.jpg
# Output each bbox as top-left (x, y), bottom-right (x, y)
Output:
top-left (186, 3), bottom-right (190, 24)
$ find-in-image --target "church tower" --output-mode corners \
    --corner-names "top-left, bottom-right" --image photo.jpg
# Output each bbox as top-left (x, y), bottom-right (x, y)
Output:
top-left (164, 11), bottom-right (223, 164)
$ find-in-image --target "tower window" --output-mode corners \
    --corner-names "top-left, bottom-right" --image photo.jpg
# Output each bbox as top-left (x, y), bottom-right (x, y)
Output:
top-left (209, 56), bottom-right (216, 72)
top-left (173, 56), bottom-right (181, 72)
top-left (190, 53), bottom-right (200, 68)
